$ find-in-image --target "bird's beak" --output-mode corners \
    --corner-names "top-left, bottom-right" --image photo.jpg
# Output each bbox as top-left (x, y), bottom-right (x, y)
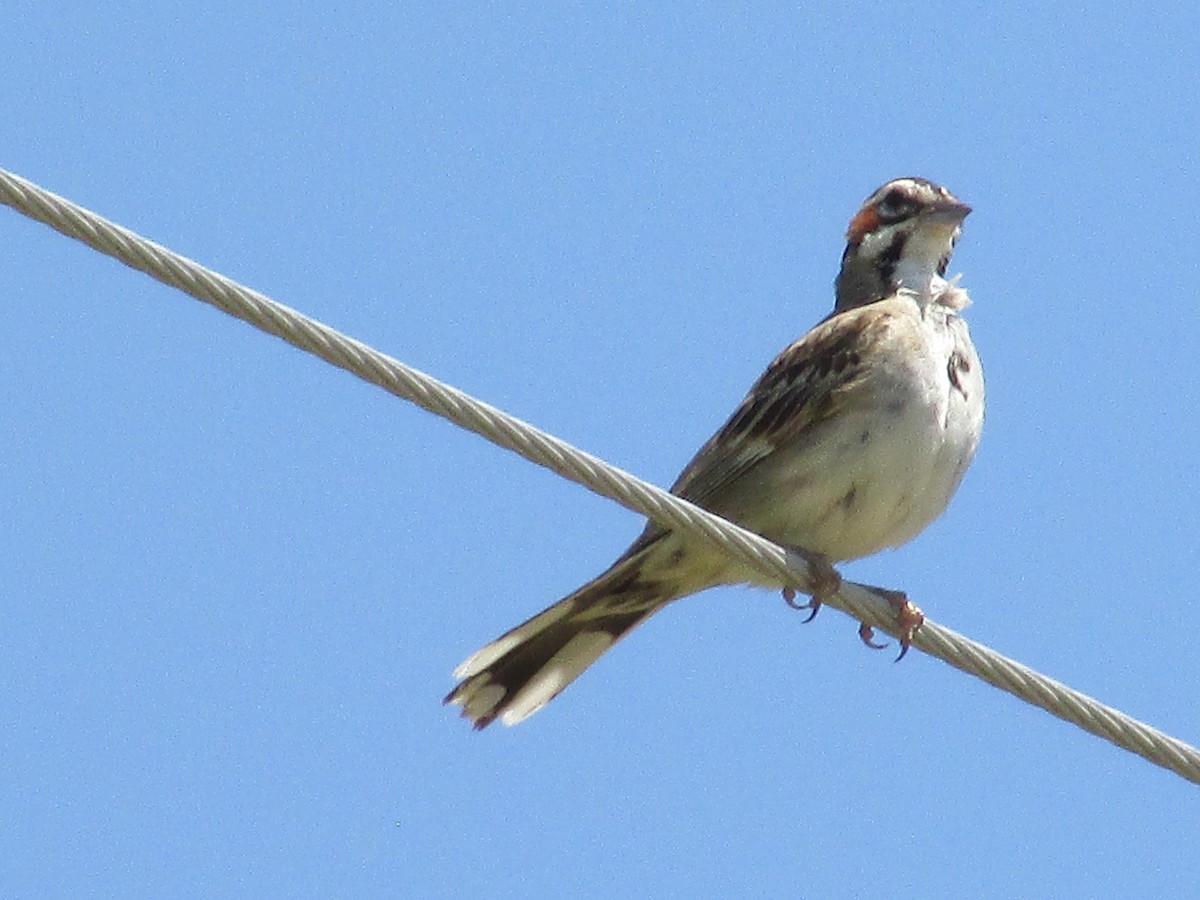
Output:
top-left (926, 200), bottom-right (972, 225)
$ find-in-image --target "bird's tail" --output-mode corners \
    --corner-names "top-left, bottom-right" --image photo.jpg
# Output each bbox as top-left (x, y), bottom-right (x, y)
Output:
top-left (445, 550), bottom-right (680, 728)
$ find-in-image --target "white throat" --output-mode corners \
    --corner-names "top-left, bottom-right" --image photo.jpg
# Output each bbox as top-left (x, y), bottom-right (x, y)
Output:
top-left (893, 257), bottom-right (946, 302)
top-left (892, 221), bottom-right (961, 305)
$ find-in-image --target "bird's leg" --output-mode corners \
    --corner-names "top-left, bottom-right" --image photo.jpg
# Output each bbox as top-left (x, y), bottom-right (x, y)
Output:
top-left (856, 585), bottom-right (925, 661)
top-left (781, 548), bottom-right (841, 624)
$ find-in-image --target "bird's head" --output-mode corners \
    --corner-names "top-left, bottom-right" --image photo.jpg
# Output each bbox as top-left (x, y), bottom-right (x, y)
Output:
top-left (834, 177), bottom-right (971, 312)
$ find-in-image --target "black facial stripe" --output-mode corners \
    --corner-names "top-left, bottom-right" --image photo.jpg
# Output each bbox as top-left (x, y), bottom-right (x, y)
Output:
top-left (877, 232), bottom-right (906, 286)
top-left (877, 189), bottom-right (917, 223)
top-left (873, 177), bottom-right (958, 225)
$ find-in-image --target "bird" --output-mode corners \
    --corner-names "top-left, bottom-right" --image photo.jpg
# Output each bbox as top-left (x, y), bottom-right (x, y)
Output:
top-left (446, 176), bottom-right (984, 728)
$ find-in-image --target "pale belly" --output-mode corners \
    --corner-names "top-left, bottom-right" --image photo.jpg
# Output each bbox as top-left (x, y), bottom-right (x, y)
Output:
top-left (760, 399), bottom-right (978, 560)
top-left (714, 316), bottom-right (983, 563)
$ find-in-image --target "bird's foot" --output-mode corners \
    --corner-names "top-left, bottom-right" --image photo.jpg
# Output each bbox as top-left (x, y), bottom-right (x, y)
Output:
top-left (782, 549), bottom-right (841, 624)
top-left (857, 587), bottom-right (925, 661)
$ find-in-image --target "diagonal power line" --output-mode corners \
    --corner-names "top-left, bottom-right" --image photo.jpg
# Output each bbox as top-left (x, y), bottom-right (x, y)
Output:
top-left (3, 166), bottom-right (1197, 784)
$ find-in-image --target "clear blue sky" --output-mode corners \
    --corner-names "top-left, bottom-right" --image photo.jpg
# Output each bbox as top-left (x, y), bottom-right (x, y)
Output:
top-left (5, 4), bottom-right (1199, 897)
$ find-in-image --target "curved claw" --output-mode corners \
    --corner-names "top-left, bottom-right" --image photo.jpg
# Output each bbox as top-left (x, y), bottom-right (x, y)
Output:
top-left (781, 550), bottom-right (841, 628)
top-left (856, 586), bottom-right (926, 662)
top-left (858, 622), bottom-right (888, 650)
top-left (890, 596), bottom-right (925, 662)
top-left (798, 600), bottom-right (822, 624)
top-left (782, 587), bottom-right (822, 623)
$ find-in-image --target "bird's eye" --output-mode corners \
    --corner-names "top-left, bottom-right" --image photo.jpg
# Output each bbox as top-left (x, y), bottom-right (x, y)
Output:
top-left (876, 188), bottom-right (913, 221)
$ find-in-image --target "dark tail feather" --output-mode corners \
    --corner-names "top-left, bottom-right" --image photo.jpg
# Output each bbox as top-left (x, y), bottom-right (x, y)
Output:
top-left (445, 560), bottom-right (671, 728)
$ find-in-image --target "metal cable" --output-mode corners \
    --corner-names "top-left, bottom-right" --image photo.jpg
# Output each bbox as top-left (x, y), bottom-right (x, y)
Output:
top-left (3, 166), bottom-right (1196, 784)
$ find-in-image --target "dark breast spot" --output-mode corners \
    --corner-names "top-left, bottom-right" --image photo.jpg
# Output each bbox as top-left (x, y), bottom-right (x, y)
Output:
top-left (947, 350), bottom-right (971, 396)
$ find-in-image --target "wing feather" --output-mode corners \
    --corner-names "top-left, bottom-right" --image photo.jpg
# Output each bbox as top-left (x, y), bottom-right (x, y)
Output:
top-left (616, 303), bottom-right (901, 558)
top-left (670, 304), bottom-right (896, 509)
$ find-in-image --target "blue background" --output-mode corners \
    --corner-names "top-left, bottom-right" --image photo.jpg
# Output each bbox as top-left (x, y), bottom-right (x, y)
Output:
top-left (4, 4), bottom-right (1199, 897)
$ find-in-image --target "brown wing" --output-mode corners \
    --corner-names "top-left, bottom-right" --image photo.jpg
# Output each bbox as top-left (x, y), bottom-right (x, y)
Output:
top-left (616, 304), bottom-right (900, 561)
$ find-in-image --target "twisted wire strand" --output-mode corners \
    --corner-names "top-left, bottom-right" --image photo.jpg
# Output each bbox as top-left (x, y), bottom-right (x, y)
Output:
top-left (3, 166), bottom-right (1197, 784)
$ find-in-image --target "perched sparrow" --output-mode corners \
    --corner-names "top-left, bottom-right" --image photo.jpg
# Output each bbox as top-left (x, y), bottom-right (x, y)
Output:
top-left (447, 177), bottom-right (984, 728)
